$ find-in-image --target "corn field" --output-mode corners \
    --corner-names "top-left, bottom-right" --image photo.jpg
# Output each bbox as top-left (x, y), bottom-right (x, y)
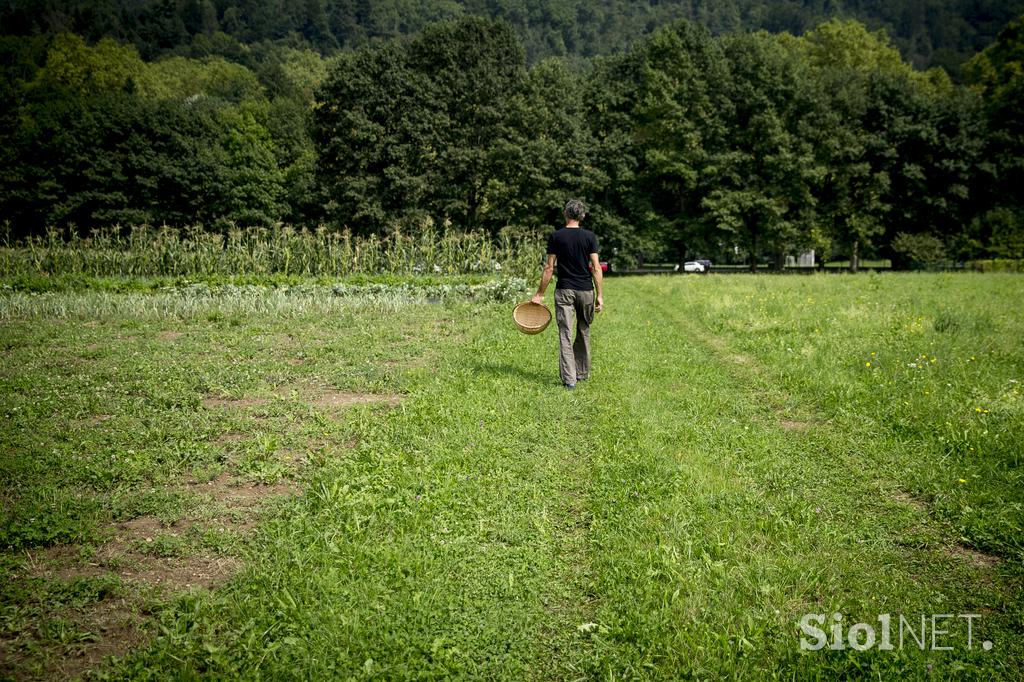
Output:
top-left (0, 224), bottom-right (546, 279)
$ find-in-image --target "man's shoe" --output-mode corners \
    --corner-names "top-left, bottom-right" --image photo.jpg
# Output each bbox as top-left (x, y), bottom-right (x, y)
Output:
top-left (564, 383), bottom-right (576, 391)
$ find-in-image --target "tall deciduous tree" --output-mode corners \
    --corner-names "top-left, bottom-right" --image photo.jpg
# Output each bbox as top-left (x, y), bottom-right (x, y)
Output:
top-left (487, 57), bottom-right (603, 231)
top-left (702, 32), bottom-right (824, 271)
top-left (407, 17), bottom-right (527, 230)
top-left (313, 17), bottom-right (529, 234)
top-left (582, 51), bottom-right (651, 266)
top-left (799, 20), bottom-right (906, 271)
top-left (36, 32), bottom-right (145, 95)
top-left (312, 42), bottom-right (437, 233)
top-left (860, 70), bottom-right (986, 267)
top-left (964, 15), bottom-right (1024, 259)
top-left (630, 21), bottom-right (731, 264)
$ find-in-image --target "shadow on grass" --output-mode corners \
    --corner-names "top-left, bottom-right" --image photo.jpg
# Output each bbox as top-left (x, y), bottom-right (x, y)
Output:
top-left (468, 360), bottom-right (555, 386)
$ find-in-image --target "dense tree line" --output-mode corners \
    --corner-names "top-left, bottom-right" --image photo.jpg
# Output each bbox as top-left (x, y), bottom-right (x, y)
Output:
top-left (3, 0), bottom-right (1023, 72)
top-left (0, 32), bottom-right (323, 231)
top-left (1, 14), bottom-right (1023, 268)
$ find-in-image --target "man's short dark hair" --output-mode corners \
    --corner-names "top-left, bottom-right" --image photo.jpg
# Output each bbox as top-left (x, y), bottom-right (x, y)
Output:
top-left (564, 199), bottom-right (587, 221)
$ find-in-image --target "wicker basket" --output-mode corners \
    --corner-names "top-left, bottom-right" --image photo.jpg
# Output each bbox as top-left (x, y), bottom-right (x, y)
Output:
top-left (513, 301), bottom-right (552, 335)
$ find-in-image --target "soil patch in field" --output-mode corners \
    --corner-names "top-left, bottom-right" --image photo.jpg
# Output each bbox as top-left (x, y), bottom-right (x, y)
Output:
top-left (57, 598), bottom-right (151, 682)
top-left (277, 449), bottom-right (305, 465)
top-left (186, 471), bottom-right (297, 512)
top-left (202, 395), bottom-right (268, 409)
top-left (779, 419), bottom-right (811, 430)
top-left (12, 470), bottom-right (297, 680)
top-left (894, 489), bottom-right (928, 513)
top-left (211, 431), bottom-right (246, 446)
top-left (275, 384), bottom-right (401, 413)
top-left (22, 471), bottom-right (293, 601)
top-left (0, 593), bottom-right (151, 682)
top-left (71, 413), bottom-right (114, 428)
top-left (158, 330), bottom-right (183, 341)
top-left (313, 390), bottom-right (401, 409)
top-left (887, 488), bottom-right (1001, 575)
top-left (24, 474), bottom-right (297, 594)
top-left (32, 544), bottom-right (240, 592)
top-left (117, 516), bottom-right (166, 542)
top-left (946, 543), bottom-right (1000, 569)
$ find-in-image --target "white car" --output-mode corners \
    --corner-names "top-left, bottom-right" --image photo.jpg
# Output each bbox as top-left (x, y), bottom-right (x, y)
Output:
top-left (683, 260), bottom-right (711, 273)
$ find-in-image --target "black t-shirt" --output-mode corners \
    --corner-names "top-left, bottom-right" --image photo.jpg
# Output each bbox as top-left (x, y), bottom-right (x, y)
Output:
top-left (547, 227), bottom-right (599, 291)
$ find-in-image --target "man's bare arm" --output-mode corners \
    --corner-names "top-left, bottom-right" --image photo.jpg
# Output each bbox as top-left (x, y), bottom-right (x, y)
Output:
top-left (532, 254), bottom-right (556, 304)
top-left (589, 253), bottom-right (604, 312)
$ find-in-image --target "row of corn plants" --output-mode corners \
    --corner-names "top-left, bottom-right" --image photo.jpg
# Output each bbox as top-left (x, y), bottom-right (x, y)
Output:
top-left (0, 224), bottom-right (546, 279)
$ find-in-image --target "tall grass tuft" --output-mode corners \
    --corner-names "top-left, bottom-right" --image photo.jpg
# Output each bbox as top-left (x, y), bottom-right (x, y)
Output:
top-left (0, 223), bottom-right (545, 279)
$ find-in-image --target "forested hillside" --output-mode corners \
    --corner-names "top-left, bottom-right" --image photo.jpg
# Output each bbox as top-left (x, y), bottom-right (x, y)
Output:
top-left (3, 0), bottom-right (1023, 71)
top-left (1, 5), bottom-right (1023, 269)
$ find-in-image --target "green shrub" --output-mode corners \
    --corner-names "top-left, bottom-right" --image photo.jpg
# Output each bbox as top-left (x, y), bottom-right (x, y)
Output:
top-left (891, 232), bottom-right (947, 269)
top-left (965, 258), bottom-right (1024, 272)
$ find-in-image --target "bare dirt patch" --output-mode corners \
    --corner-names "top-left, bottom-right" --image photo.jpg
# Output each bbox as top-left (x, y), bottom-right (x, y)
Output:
top-left (0, 594), bottom-right (151, 682)
top-left (277, 449), bottom-right (305, 465)
top-left (116, 516), bottom-right (167, 543)
top-left (946, 543), bottom-right (1000, 569)
top-left (28, 518), bottom-right (205, 585)
top-left (779, 419), bottom-right (811, 430)
top-left (60, 602), bottom-right (149, 679)
top-left (6, 350), bottom-right (321, 679)
top-left (274, 383), bottom-right (402, 413)
top-left (894, 489), bottom-right (928, 513)
top-left (33, 546), bottom-right (240, 593)
top-left (186, 471), bottom-right (297, 512)
top-left (157, 330), bottom-right (183, 341)
top-left (71, 414), bottom-right (114, 428)
top-left (212, 432), bottom-right (246, 446)
top-left (135, 555), bottom-right (241, 590)
top-left (202, 395), bottom-right (268, 410)
top-left (14, 466), bottom-right (299, 678)
top-left (26, 474), bottom-right (296, 589)
top-left (55, 599), bottom-right (151, 682)
top-left (313, 390), bottom-right (401, 410)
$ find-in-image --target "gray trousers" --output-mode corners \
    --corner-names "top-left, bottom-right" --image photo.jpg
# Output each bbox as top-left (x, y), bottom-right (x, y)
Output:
top-left (554, 288), bottom-right (595, 385)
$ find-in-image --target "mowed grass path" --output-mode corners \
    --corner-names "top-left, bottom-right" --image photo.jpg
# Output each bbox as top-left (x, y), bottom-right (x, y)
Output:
top-left (2, 274), bottom-right (1022, 679)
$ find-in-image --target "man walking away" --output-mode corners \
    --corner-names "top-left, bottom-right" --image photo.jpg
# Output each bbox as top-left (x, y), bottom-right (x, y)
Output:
top-left (532, 199), bottom-right (604, 389)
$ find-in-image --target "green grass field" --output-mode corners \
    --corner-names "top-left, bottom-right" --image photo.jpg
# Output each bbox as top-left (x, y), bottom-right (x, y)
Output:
top-left (2, 274), bottom-right (1022, 680)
